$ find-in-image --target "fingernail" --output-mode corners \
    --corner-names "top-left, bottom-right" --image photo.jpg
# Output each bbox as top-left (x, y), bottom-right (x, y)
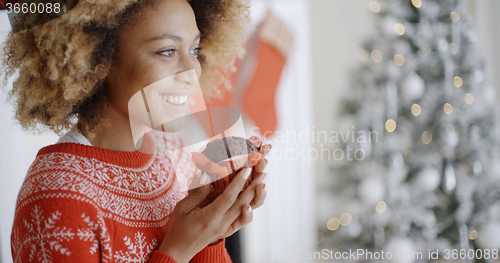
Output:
top-left (242, 167), bottom-right (252, 180)
top-left (200, 172), bottom-right (208, 184)
top-left (261, 173), bottom-right (269, 183)
top-left (247, 205), bottom-right (252, 214)
top-left (262, 184), bottom-right (266, 194)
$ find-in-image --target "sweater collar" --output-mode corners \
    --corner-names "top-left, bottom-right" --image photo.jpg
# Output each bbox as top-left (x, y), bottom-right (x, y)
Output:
top-left (37, 134), bottom-right (157, 168)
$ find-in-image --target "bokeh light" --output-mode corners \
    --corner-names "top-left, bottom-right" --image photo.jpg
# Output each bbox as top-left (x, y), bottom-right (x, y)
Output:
top-left (405, 151), bottom-right (414, 162)
top-left (411, 0), bottom-right (422, 8)
top-left (454, 76), bottom-right (463, 87)
top-left (449, 43), bottom-right (459, 54)
top-left (394, 23), bottom-right (405, 35)
top-left (394, 54), bottom-right (405, 66)
top-left (422, 131), bottom-right (432, 144)
top-left (327, 218), bottom-right (340, 231)
top-left (385, 119), bottom-right (397, 132)
top-left (411, 104), bottom-right (421, 116)
top-left (465, 93), bottom-right (474, 104)
top-left (369, 1), bottom-right (381, 13)
top-left (421, 44), bottom-right (431, 56)
top-left (371, 50), bottom-right (383, 62)
top-left (376, 201), bottom-right (387, 213)
top-left (469, 230), bottom-right (478, 240)
top-left (443, 103), bottom-right (453, 115)
top-left (340, 213), bottom-right (352, 226)
top-left (317, 232), bottom-right (325, 244)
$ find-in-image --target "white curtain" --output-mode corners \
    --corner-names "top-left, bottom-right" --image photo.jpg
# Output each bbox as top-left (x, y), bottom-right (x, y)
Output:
top-left (241, 1), bottom-right (316, 263)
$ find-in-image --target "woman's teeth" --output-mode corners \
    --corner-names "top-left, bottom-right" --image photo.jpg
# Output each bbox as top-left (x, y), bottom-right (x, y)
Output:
top-left (161, 95), bottom-right (188, 105)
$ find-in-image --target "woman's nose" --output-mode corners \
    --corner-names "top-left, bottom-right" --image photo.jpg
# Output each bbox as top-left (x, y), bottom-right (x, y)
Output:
top-left (174, 54), bottom-right (200, 86)
top-left (174, 69), bottom-right (198, 86)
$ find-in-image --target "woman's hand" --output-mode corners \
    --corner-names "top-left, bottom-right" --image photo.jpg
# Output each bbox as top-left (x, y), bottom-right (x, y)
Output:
top-left (191, 143), bottom-right (271, 213)
top-left (194, 156), bottom-right (269, 210)
top-left (158, 166), bottom-right (264, 263)
top-left (214, 157), bottom-right (268, 240)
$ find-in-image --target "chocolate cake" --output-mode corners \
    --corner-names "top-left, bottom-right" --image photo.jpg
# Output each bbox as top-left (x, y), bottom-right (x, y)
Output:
top-left (192, 135), bottom-right (265, 194)
top-left (201, 136), bottom-right (258, 163)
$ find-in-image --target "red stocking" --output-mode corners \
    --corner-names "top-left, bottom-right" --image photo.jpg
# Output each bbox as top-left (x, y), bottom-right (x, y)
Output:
top-left (242, 12), bottom-right (293, 138)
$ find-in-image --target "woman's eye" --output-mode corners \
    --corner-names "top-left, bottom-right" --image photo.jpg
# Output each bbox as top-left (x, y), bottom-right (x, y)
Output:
top-left (191, 47), bottom-right (202, 57)
top-left (159, 49), bottom-right (176, 57)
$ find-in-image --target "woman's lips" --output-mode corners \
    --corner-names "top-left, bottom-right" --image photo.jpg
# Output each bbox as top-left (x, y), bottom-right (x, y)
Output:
top-left (157, 90), bottom-right (191, 114)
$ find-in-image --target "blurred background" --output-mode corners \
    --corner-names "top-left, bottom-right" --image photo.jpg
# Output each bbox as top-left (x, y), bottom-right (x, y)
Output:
top-left (2, 0), bottom-right (500, 262)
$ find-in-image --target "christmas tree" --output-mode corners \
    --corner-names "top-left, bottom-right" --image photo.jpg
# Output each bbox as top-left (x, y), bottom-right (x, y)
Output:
top-left (321, 0), bottom-right (500, 261)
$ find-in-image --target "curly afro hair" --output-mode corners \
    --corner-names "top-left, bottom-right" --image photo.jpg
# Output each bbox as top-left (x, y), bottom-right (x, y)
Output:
top-left (1, 0), bottom-right (250, 139)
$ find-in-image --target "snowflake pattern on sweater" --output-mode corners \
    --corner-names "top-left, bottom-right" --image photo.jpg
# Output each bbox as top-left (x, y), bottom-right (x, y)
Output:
top-left (114, 232), bottom-right (158, 263)
top-left (23, 206), bottom-right (74, 262)
top-left (11, 132), bottom-right (231, 263)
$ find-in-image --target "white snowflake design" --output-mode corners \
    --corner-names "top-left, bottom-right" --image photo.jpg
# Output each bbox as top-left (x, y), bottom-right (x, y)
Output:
top-left (11, 228), bottom-right (22, 263)
top-left (77, 214), bottom-right (99, 254)
top-left (114, 232), bottom-right (158, 263)
top-left (22, 206), bottom-right (75, 262)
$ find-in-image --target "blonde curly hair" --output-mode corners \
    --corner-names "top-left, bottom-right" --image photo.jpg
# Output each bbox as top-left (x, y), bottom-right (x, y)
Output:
top-left (1, 0), bottom-right (250, 139)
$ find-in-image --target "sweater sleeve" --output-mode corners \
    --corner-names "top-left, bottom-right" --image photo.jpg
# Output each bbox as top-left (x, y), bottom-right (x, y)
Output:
top-left (149, 251), bottom-right (179, 263)
top-left (11, 196), bottom-right (105, 263)
top-left (148, 239), bottom-right (232, 263)
top-left (190, 238), bottom-right (233, 263)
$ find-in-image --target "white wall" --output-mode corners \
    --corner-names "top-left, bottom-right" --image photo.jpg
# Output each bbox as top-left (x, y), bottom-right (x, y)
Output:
top-left (465, 0), bottom-right (500, 110)
top-left (0, 11), bottom-right (60, 263)
top-left (309, 0), bottom-right (376, 224)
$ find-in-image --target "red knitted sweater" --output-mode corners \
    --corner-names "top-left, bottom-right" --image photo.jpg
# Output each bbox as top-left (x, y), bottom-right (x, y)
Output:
top-left (10, 132), bottom-right (232, 263)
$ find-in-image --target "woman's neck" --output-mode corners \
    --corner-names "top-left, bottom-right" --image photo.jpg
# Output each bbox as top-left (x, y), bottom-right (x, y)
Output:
top-left (88, 106), bottom-right (146, 152)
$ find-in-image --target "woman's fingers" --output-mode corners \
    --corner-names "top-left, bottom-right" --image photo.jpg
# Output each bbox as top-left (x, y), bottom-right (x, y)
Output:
top-left (225, 204), bottom-right (254, 237)
top-left (234, 172), bottom-right (267, 206)
top-left (179, 183), bottom-right (212, 214)
top-left (187, 171), bottom-right (212, 193)
top-left (253, 158), bottom-right (268, 174)
top-left (236, 205), bottom-right (253, 232)
top-left (222, 172), bottom-right (267, 224)
top-left (250, 183), bottom-right (266, 209)
top-left (207, 167), bottom-right (252, 216)
top-left (260, 144), bottom-right (272, 158)
top-left (244, 204), bottom-right (253, 221)
top-left (189, 161), bottom-right (268, 238)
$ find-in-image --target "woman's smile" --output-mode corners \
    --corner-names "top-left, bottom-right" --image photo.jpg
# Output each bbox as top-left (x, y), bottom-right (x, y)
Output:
top-left (160, 94), bottom-right (188, 105)
top-left (157, 88), bottom-right (192, 114)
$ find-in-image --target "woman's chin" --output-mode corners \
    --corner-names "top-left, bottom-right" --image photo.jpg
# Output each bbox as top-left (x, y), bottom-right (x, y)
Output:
top-left (155, 117), bottom-right (186, 133)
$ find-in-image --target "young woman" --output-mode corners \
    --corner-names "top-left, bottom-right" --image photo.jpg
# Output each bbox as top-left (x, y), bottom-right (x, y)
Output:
top-left (2, 0), bottom-right (269, 262)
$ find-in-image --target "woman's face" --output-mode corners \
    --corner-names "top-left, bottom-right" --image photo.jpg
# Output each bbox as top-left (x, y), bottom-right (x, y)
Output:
top-left (107, 0), bottom-right (202, 134)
